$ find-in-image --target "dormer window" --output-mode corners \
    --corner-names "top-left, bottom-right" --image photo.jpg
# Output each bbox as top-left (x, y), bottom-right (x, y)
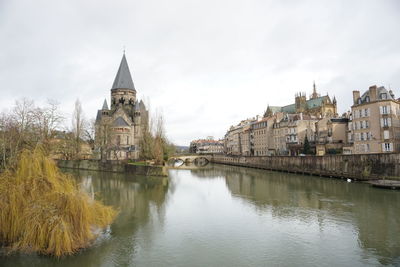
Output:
top-left (357, 98), bottom-right (362, 104)
top-left (380, 93), bottom-right (387, 100)
top-left (365, 96), bottom-right (370, 102)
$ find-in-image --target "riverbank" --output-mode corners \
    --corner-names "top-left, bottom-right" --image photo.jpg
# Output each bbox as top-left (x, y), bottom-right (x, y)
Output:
top-left (56, 160), bottom-right (168, 177)
top-left (211, 153), bottom-right (400, 181)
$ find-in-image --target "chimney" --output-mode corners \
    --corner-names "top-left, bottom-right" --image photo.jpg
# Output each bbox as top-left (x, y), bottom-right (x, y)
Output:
top-left (353, 90), bottom-right (360, 105)
top-left (369, 85), bottom-right (377, 101)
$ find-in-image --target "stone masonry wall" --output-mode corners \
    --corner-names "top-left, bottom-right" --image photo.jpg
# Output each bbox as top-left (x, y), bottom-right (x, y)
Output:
top-left (211, 153), bottom-right (400, 180)
top-left (57, 160), bottom-right (167, 177)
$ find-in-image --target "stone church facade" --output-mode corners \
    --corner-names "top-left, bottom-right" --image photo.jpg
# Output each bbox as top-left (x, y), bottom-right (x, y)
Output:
top-left (95, 54), bottom-right (148, 160)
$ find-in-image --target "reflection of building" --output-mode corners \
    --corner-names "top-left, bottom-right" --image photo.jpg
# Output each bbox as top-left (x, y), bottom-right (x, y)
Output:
top-left (189, 138), bottom-right (224, 154)
top-left (218, 164), bottom-right (400, 265)
top-left (95, 53), bottom-right (149, 160)
top-left (350, 85), bottom-right (400, 154)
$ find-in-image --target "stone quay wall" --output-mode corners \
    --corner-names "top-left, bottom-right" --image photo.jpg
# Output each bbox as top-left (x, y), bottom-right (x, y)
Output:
top-left (211, 153), bottom-right (400, 180)
top-left (57, 160), bottom-right (168, 177)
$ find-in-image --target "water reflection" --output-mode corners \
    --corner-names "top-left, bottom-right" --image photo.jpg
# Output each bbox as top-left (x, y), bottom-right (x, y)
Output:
top-left (1, 166), bottom-right (400, 267)
top-left (191, 165), bottom-right (400, 265)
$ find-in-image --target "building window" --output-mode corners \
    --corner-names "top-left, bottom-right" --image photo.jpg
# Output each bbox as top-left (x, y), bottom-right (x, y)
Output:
top-left (359, 110), bottom-right (362, 118)
top-left (383, 143), bottom-right (392, 152)
top-left (383, 130), bottom-right (390, 140)
top-left (360, 133), bottom-right (364, 141)
top-left (365, 96), bottom-right (370, 102)
top-left (381, 118), bottom-right (391, 127)
top-left (380, 93), bottom-right (387, 100)
top-left (364, 109), bottom-right (368, 117)
top-left (365, 121), bottom-right (369, 128)
top-left (117, 135), bottom-right (121, 145)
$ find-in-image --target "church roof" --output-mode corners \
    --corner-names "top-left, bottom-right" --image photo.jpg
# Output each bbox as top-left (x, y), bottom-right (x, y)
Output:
top-left (134, 100), bottom-right (140, 111)
top-left (95, 110), bottom-right (102, 122)
top-left (102, 99), bottom-right (109, 110)
top-left (111, 54), bottom-right (135, 90)
top-left (306, 96), bottom-right (329, 109)
top-left (281, 104), bottom-right (295, 113)
top-left (272, 95), bottom-right (331, 114)
top-left (113, 117), bottom-right (130, 127)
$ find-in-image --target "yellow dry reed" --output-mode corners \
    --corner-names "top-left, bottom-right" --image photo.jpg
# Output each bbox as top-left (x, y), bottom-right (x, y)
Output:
top-left (0, 146), bottom-right (117, 257)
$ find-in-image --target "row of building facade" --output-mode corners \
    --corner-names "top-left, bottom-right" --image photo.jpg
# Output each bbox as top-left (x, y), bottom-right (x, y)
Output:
top-left (189, 137), bottom-right (224, 154)
top-left (223, 83), bottom-right (400, 156)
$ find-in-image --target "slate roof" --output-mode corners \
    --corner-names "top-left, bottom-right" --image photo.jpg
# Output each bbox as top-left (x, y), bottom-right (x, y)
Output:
top-left (360, 86), bottom-right (395, 102)
top-left (306, 96), bottom-right (328, 109)
top-left (267, 106), bottom-right (282, 113)
top-left (134, 100), bottom-right (140, 111)
top-left (276, 95), bottom-right (330, 114)
top-left (281, 104), bottom-right (295, 113)
top-left (102, 99), bottom-right (109, 110)
top-left (113, 117), bottom-right (130, 127)
top-left (95, 110), bottom-right (102, 122)
top-left (112, 54), bottom-right (135, 90)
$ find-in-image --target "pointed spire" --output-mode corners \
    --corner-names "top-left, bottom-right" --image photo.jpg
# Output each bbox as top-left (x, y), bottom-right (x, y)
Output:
top-left (112, 54), bottom-right (135, 90)
top-left (313, 80), bottom-right (316, 94)
top-left (102, 99), bottom-right (109, 110)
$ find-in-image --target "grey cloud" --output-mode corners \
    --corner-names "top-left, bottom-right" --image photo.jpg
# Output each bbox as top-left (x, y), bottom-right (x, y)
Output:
top-left (0, 0), bottom-right (399, 145)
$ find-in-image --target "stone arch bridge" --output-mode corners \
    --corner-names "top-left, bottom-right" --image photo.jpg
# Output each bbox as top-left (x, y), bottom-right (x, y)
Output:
top-left (169, 155), bottom-right (212, 165)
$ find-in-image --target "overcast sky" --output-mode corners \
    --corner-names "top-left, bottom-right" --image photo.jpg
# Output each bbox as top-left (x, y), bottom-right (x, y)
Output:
top-left (1, 0), bottom-right (399, 145)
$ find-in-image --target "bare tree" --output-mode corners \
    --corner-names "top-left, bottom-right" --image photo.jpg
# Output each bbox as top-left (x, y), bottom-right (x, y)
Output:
top-left (72, 99), bottom-right (85, 158)
top-left (153, 111), bottom-right (164, 165)
top-left (0, 98), bottom-right (64, 168)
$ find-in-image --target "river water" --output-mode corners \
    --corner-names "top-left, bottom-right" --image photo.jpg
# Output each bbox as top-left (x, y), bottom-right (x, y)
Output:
top-left (2, 164), bottom-right (400, 266)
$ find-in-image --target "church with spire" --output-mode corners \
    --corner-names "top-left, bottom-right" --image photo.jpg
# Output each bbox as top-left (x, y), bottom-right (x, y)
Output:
top-left (264, 82), bottom-right (337, 118)
top-left (95, 53), bottom-right (148, 160)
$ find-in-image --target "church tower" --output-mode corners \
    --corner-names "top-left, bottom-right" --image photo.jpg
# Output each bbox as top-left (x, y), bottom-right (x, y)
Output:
top-left (110, 53), bottom-right (137, 113)
top-left (95, 53), bottom-right (148, 161)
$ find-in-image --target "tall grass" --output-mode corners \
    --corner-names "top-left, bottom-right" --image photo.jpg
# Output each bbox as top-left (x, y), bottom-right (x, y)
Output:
top-left (0, 146), bottom-right (117, 257)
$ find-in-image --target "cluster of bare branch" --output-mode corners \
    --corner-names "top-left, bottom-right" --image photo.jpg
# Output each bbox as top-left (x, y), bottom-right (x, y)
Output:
top-left (0, 98), bottom-right (65, 169)
top-left (140, 109), bottom-right (175, 165)
top-left (0, 98), bottom-right (97, 169)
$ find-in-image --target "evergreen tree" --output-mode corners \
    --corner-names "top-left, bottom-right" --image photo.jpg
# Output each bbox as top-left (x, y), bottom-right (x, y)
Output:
top-left (303, 136), bottom-right (311, 155)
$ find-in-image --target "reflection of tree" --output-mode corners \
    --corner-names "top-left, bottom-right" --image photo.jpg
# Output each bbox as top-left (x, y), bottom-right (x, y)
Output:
top-left (56, 170), bottom-right (169, 266)
top-left (192, 164), bottom-right (400, 265)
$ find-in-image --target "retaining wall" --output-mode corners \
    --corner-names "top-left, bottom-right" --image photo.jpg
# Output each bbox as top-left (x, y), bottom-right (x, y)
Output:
top-left (211, 154), bottom-right (400, 180)
top-left (57, 160), bottom-right (168, 177)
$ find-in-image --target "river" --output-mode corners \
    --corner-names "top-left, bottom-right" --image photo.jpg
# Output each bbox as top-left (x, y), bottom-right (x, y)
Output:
top-left (2, 164), bottom-right (400, 266)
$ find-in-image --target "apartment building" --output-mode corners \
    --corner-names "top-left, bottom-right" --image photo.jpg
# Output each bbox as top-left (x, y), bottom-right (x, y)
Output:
top-left (351, 85), bottom-right (400, 154)
top-left (189, 138), bottom-right (224, 154)
top-left (315, 117), bottom-right (349, 155)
